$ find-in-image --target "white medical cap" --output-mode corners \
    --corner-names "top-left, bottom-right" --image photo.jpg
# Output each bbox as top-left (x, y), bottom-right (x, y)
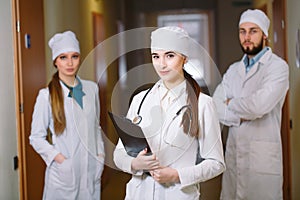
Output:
top-left (48, 30), bottom-right (80, 60)
top-left (151, 26), bottom-right (190, 57)
top-left (239, 9), bottom-right (270, 37)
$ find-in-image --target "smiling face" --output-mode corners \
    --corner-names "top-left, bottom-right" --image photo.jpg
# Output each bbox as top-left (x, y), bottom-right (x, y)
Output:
top-left (239, 22), bottom-right (267, 58)
top-left (151, 50), bottom-right (186, 89)
top-left (54, 51), bottom-right (80, 83)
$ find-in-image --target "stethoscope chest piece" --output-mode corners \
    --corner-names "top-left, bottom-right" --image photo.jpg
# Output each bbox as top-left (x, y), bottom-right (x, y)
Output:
top-left (133, 115), bottom-right (142, 124)
top-left (133, 85), bottom-right (153, 125)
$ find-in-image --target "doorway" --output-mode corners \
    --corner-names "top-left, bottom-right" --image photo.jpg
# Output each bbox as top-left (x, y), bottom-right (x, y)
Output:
top-left (13, 0), bottom-right (46, 199)
top-left (256, 0), bottom-right (291, 199)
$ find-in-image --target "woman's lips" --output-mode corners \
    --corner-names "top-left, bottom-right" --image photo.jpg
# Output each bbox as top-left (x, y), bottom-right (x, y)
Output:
top-left (66, 68), bottom-right (75, 72)
top-left (160, 70), bottom-right (169, 75)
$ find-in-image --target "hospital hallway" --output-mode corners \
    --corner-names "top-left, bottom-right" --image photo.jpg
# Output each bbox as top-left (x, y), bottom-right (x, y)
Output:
top-left (1, 0), bottom-right (299, 199)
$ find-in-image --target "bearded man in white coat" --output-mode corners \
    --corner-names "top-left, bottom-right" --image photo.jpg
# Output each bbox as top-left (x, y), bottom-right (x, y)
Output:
top-left (213, 9), bottom-right (289, 200)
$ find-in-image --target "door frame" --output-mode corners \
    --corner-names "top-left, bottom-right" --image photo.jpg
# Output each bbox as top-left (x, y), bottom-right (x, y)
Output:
top-left (13, 0), bottom-right (47, 199)
top-left (12, 0), bottom-right (26, 199)
top-left (255, 0), bottom-right (291, 199)
top-left (272, 0), bottom-right (292, 199)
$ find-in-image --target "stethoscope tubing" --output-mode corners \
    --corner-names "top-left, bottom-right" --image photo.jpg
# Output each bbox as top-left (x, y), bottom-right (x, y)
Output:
top-left (133, 85), bottom-right (154, 125)
top-left (133, 83), bottom-right (193, 139)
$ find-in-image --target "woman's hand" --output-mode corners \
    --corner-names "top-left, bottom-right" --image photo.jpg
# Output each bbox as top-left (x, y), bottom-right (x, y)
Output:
top-left (54, 153), bottom-right (65, 164)
top-left (150, 166), bottom-right (180, 184)
top-left (131, 148), bottom-right (159, 171)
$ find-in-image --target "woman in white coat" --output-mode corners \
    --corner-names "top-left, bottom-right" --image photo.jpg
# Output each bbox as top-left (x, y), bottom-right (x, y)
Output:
top-left (113, 26), bottom-right (225, 200)
top-left (29, 31), bottom-right (105, 200)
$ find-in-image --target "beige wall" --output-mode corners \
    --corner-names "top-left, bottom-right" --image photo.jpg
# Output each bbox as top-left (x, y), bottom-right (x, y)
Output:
top-left (216, 0), bottom-right (249, 74)
top-left (0, 0), bottom-right (19, 199)
top-left (287, 0), bottom-right (300, 199)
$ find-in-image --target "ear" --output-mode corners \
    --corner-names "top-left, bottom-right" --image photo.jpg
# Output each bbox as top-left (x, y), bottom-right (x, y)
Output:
top-left (184, 57), bottom-right (188, 64)
top-left (263, 34), bottom-right (269, 46)
top-left (53, 59), bottom-right (57, 68)
top-left (263, 34), bottom-right (268, 40)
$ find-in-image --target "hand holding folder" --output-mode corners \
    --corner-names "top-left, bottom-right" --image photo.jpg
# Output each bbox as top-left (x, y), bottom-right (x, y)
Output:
top-left (108, 111), bottom-right (152, 157)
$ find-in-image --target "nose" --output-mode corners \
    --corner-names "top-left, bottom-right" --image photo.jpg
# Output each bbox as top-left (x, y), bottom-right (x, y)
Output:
top-left (243, 31), bottom-right (251, 40)
top-left (67, 58), bottom-right (73, 66)
top-left (159, 57), bottom-right (166, 68)
top-left (244, 31), bottom-right (251, 40)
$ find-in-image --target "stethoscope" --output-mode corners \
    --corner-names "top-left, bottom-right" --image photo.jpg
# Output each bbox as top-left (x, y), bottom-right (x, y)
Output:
top-left (132, 86), bottom-right (153, 124)
top-left (163, 104), bottom-right (193, 146)
top-left (132, 85), bottom-right (193, 138)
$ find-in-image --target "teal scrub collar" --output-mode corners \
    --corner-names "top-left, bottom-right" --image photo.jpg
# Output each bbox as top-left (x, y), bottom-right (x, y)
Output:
top-left (61, 77), bottom-right (85, 109)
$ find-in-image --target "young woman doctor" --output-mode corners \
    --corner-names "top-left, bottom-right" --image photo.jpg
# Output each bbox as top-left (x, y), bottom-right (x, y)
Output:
top-left (29, 31), bottom-right (105, 200)
top-left (114, 26), bottom-right (225, 199)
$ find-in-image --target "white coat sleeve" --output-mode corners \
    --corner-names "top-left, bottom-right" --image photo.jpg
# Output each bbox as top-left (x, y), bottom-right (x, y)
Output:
top-left (177, 94), bottom-right (226, 189)
top-left (228, 60), bottom-right (289, 120)
top-left (29, 89), bottom-right (60, 166)
top-left (213, 83), bottom-right (241, 127)
top-left (113, 94), bottom-right (143, 175)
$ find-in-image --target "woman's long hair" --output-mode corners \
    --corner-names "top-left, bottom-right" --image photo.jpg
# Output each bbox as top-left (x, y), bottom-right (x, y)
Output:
top-left (48, 71), bottom-right (66, 135)
top-left (182, 69), bottom-right (201, 138)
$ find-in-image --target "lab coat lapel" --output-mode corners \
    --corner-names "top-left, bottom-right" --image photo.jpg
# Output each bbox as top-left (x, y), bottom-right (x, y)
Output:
top-left (61, 80), bottom-right (88, 149)
top-left (158, 95), bottom-right (187, 166)
top-left (240, 50), bottom-right (273, 84)
top-left (237, 55), bottom-right (260, 83)
top-left (72, 91), bottom-right (89, 188)
top-left (245, 62), bottom-right (260, 81)
top-left (245, 49), bottom-right (272, 81)
top-left (140, 85), bottom-right (164, 151)
top-left (141, 84), bottom-right (164, 136)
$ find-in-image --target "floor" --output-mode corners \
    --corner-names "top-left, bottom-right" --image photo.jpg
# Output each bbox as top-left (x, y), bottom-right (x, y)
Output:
top-left (101, 167), bottom-right (131, 200)
top-left (100, 165), bottom-right (222, 200)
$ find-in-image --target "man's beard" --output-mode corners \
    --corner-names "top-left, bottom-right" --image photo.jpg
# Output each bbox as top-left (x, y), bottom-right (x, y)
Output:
top-left (240, 37), bottom-right (264, 56)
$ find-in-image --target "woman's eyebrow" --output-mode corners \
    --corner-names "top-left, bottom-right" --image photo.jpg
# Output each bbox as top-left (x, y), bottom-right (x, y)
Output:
top-left (239, 27), bottom-right (260, 31)
top-left (165, 51), bottom-right (175, 54)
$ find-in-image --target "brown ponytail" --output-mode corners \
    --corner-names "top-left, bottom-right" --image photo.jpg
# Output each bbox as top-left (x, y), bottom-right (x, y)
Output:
top-left (182, 69), bottom-right (201, 137)
top-left (48, 71), bottom-right (66, 135)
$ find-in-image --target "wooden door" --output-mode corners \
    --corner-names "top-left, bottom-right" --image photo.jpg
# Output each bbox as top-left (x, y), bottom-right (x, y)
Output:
top-left (272, 1), bottom-right (291, 199)
top-left (257, 0), bottom-right (291, 199)
top-left (13, 0), bottom-right (46, 199)
top-left (92, 12), bottom-right (111, 197)
top-left (93, 13), bottom-right (107, 141)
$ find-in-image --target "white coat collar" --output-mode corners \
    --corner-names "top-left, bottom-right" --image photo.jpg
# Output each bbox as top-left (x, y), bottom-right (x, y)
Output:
top-left (157, 80), bottom-right (186, 106)
top-left (59, 76), bottom-right (83, 97)
top-left (238, 47), bottom-right (272, 81)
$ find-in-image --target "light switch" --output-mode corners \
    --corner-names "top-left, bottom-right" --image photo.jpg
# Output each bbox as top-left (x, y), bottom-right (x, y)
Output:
top-left (25, 33), bottom-right (31, 49)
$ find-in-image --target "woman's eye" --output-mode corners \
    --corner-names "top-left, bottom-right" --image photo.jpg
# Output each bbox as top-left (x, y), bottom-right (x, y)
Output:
top-left (166, 54), bottom-right (175, 58)
top-left (59, 56), bottom-right (66, 60)
top-left (152, 55), bottom-right (159, 59)
top-left (72, 55), bottom-right (79, 59)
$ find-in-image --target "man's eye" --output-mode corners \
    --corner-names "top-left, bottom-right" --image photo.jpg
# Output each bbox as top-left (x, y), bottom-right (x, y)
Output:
top-left (250, 30), bottom-right (258, 34)
top-left (152, 55), bottom-right (159, 59)
top-left (239, 30), bottom-right (246, 35)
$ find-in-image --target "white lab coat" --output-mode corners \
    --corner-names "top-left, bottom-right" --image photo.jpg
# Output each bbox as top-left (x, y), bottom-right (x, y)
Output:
top-left (29, 77), bottom-right (105, 200)
top-left (114, 80), bottom-right (225, 200)
top-left (213, 48), bottom-right (289, 200)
